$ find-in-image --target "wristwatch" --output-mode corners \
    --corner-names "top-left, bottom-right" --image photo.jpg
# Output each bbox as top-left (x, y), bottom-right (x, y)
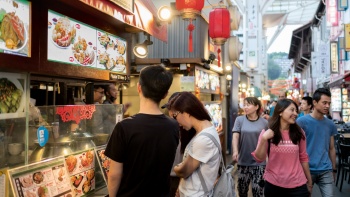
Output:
top-left (333, 169), bottom-right (337, 173)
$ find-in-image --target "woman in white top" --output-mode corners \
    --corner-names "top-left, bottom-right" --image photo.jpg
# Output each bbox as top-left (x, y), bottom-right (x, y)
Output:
top-left (168, 92), bottom-right (221, 197)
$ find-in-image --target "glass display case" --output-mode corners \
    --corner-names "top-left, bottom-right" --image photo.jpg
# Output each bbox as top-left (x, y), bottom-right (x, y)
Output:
top-left (1, 104), bottom-right (123, 196)
top-left (1, 104), bottom-right (123, 184)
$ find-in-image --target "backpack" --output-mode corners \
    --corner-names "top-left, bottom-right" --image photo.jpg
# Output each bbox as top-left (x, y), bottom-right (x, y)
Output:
top-left (197, 132), bottom-right (235, 197)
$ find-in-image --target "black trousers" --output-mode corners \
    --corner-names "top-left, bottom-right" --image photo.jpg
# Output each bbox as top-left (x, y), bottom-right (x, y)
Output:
top-left (264, 181), bottom-right (309, 197)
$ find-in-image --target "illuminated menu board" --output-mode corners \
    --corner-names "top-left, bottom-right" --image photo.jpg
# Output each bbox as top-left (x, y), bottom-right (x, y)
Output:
top-left (0, 0), bottom-right (30, 57)
top-left (47, 10), bottom-right (127, 74)
top-left (195, 66), bottom-right (220, 94)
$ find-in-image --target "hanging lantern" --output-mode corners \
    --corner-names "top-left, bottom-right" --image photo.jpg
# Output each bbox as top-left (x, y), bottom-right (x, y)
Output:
top-left (176, 0), bottom-right (204, 52)
top-left (228, 36), bottom-right (243, 62)
top-left (209, 5), bottom-right (230, 45)
top-left (176, 0), bottom-right (204, 19)
top-left (228, 6), bottom-right (241, 31)
top-left (209, 3), bottom-right (230, 67)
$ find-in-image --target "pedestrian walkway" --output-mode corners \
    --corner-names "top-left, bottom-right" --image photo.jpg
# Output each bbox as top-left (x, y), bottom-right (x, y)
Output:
top-left (226, 154), bottom-right (350, 197)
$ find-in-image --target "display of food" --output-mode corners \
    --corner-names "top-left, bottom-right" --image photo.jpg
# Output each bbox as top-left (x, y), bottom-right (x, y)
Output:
top-left (37, 186), bottom-right (48, 197)
top-left (116, 40), bottom-right (125, 55)
top-left (65, 155), bottom-right (77, 173)
top-left (0, 78), bottom-right (23, 114)
top-left (72, 36), bottom-right (95, 65)
top-left (57, 167), bottom-right (65, 182)
top-left (80, 150), bottom-right (94, 168)
top-left (0, 9), bottom-right (27, 50)
top-left (82, 180), bottom-right (91, 194)
top-left (96, 149), bottom-right (111, 181)
top-left (52, 17), bottom-right (76, 47)
top-left (97, 32), bottom-right (127, 72)
top-left (32, 171), bottom-right (44, 184)
top-left (71, 175), bottom-right (83, 188)
top-left (98, 33), bottom-right (110, 48)
top-left (20, 175), bottom-right (33, 188)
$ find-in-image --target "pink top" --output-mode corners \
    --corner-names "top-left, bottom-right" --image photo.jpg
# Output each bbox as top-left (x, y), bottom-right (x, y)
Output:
top-left (252, 129), bottom-right (309, 188)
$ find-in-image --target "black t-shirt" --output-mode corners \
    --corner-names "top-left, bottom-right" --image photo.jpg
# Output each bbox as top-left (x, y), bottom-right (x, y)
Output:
top-left (105, 113), bottom-right (179, 197)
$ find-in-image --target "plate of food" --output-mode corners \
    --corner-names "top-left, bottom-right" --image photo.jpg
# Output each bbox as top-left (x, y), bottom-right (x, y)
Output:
top-left (20, 175), bottom-right (33, 188)
top-left (0, 11), bottom-right (28, 52)
top-left (51, 17), bottom-right (76, 48)
top-left (98, 33), bottom-right (110, 49)
top-left (80, 150), bottom-right (94, 168)
top-left (37, 186), bottom-right (49, 197)
top-left (72, 36), bottom-right (95, 66)
top-left (0, 77), bottom-right (24, 114)
top-left (70, 174), bottom-right (83, 188)
top-left (32, 171), bottom-right (44, 184)
top-left (82, 179), bottom-right (92, 194)
top-left (65, 155), bottom-right (77, 173)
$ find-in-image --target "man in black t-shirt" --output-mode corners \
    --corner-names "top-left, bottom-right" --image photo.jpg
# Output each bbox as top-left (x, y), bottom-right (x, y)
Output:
top-left (105, 65), bottom-right (179, 197)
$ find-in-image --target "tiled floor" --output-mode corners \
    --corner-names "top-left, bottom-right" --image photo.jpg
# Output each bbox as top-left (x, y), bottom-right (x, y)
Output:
top-left (226, 154), bottom-right (350, 197)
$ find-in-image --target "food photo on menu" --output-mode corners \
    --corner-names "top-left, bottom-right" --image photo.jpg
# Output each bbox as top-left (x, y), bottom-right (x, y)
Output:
top-left (47, 10), bottom-right (98, 69)
top-left (0, 0), bottom-right (30, 56)
top-left (64, 149), bottom-right (95, 196)
top-left (11, 163), bottom-right (73, 197)
top-left (96, 148), bottom-right (111, 182)
top-left (96, 32), bottom-right (127, 73)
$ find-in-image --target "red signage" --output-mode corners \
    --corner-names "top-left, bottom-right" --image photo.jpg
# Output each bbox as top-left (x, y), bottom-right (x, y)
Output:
top-left (56, 105), bottom-right (96, 124)
top-left (327, 0), bottom-right (339, 26)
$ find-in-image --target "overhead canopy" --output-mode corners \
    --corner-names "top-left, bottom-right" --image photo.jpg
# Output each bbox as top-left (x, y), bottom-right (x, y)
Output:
top-left (328, 72), bottom-right (350, 88)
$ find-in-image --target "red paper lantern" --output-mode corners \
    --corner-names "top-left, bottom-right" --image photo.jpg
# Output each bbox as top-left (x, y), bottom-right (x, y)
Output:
top-left (209, 7), bottom-right (230, 45)
top-left (176, 0), bottom-right (204, 19)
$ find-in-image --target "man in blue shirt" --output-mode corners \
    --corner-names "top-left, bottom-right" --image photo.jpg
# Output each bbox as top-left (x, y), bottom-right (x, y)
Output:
top-left (297, 88), bottom-right (337, 197)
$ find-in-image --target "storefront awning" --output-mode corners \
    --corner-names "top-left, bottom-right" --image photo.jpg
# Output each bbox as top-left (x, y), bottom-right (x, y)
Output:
top-left (328, 72), bottom-right (350, 88)
top-left (79, 0), bottom-right (167, 42)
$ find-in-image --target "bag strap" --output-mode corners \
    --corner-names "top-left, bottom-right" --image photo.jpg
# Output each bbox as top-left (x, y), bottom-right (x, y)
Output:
top-left (195, 132), bottom-right (224, 193)
top-left (267, 139), bottom-right (271, 157)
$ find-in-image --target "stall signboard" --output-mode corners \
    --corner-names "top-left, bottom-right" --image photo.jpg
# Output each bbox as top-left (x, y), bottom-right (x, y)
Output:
top-left (342, 88), bottom-right (350, 122)
top-left (48, 10), bottom-right (127, 74)
top-left (0, 0), bottom-right (31, 57)
top-left (330, 41), bottom-right (339, 73)
top-left (109, 0), bottom-right (134, 13)
top-left (331, 88), bottom-right (341, 112)
top-left (195, 66), bottom-right (220, 94)
top-left (345, 24), bottom-right (350, 52)
top-left (0, 72), bottom-right (27, 119)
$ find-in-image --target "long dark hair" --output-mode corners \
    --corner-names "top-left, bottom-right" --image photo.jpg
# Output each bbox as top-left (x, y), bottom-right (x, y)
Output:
top-left (269, 99), bottom-right (305, 145)
top-left (169, 92), bottom-right (211, 121)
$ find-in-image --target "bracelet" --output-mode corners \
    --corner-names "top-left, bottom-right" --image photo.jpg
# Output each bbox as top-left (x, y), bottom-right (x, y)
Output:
top-left (333, 169), bottom-right (337, 173)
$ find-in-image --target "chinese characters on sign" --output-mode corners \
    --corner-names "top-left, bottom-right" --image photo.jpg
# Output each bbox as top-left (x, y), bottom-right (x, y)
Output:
top-left (330, 42), bottom-right (339, 73)
top-left (327, 0), bottom-right (339, 26)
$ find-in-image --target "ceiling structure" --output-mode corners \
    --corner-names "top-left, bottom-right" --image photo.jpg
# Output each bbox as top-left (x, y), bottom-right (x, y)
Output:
top-left (151, 0), bottom-right (322, 50)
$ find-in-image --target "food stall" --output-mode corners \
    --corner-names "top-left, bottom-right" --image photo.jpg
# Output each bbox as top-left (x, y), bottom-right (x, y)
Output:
top-left (0, 0), bottom-right (165, 196)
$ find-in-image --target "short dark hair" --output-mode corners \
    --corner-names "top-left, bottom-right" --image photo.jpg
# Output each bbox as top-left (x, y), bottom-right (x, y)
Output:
top-left (302, 96), bottom-right (313, 109)
top-left (139, 65), bottom-right (173, 104)
top-left (244, 97), bottom-right (261, 116)
top-left (269, 99), bottom-right (304, 145)
top-left (313, 88), bottom-right (331, 102)
top-left (169, 92), bottom-right (211, 121)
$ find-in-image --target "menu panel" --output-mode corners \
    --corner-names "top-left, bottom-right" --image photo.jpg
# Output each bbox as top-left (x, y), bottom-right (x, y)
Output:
top-left (9, 159), bottom-right (73, 197)
top-left (0, 0), bottom-right (31, 57)
top-left (47, 10), bottom-right (127, 74)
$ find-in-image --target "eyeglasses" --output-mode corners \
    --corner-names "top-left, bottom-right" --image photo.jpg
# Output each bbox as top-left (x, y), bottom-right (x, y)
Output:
top-left (95, 90), bottom-right (104, 94)
top-left (172, 111), bottom-right (180, 120)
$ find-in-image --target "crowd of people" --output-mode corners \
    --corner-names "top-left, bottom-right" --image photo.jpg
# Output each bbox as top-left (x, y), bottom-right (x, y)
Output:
top-left (100, 64), bottom-right (338, 197)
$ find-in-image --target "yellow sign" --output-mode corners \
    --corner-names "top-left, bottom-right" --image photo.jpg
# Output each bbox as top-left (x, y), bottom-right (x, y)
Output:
top-left (345, 24), bottom-right (350, 51)
top-left (330, 42), bottom-right (338, 73)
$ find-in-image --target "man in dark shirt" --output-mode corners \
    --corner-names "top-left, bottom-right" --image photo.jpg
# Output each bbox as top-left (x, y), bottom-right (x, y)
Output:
top-left (105, 65), bottom-right (179, 197)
